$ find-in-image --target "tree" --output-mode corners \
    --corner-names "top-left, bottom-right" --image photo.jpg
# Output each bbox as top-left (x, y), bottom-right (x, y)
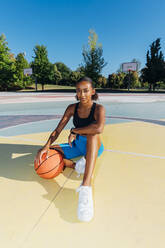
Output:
top-left (52, 64), bottom-right (62, 84)
top-left (31, 45), bottom-right (52, 90)
top-left (0, 34), bottom-right (16, 90)
top-left (141, 38), bottom-right (165, 91)
top-left (97, 76), bottom-right (107, 88)
top-left (123, 71), bottom-right (140, 90)
top-left (69, 71), bottom-right (82, 85)
top-left (54, 62), bottom-right (71, 84)
top-left (76, 66), bottom-right (85, 77)
top-left (107, 72), bottom-right (125, 89)
top-left (116, 72), bottom-right (126, 89)
top-left (81, 29), bottom-right (107, 86)
top-left (107, 73), bottom-right (117, 88)
top-left (15, 53), bottom-right (32, 88)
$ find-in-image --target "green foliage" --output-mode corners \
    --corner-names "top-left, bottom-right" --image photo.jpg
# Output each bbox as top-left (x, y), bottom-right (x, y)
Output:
top-left (97, 76), bottom-right (107, 88)
top-left (52, 64), bottom-right (62, 84)
top-left (4, 32), bottom-right (165, 91)
top-left (116, 73), bottom-right (125, 88)
top-left (75, 66), bottom-right (85, 77)
top-left (108, 71), bottom-right (141, 89)
top-left (131, 71), bottom-right (141, 88)
top-left (81, 29), bottom-right (107, 86)
top-left (141, 38), bottom-right (165, 91)
top-left (54, 62), bottom-right (71, 83)
top-left (69, 71), bottom-right (82, 85)
top-left (108, 73), bottom-right (116, 88)
top-left (31, 45), bottom-right (53, 89)
top-left (156, 81), bottom-right (165, 89)
top-left (0, 34), bottom-right (16, 90)
top-left (123, 71), bottom-right (140, 90)
top-left (108, 72), bottom-right (125, 89)
top-left (15, 53), bottom-right (32, 88)
top-left (0, 32), bottom-right (107, 90)
top-left (141, 81), bottom-right (149, 89)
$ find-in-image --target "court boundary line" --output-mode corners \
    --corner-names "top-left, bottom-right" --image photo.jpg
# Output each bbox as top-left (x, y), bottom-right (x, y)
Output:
top-left (104, 149), bottom-right (165, 159)
top-left (19, 169), bottom-right (74, 247)
top-left (0, 118), bottom-right (60, 131)
top-left (0, 135), bottom-right (44, 143)
top-left (1, 135), bottom-right (164, 160)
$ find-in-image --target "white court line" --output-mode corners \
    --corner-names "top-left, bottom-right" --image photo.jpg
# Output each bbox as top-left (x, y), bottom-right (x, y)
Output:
top-left (104, 149), bottom-right (165, 159)
top-left (0, 135), bottom-right (44, 143)
top-left (0, 135), bottom-right (61, 145)
top-left (1, 135), bottom-right (165, 159)
top-left (19, 169), bottom-right (74, 248)
top-left (0, 118), bottom-right (59, 131)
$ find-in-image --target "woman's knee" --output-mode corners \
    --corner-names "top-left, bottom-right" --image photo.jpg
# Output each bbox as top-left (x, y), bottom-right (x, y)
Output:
top-left (86, 134), bottom-right (101, 151)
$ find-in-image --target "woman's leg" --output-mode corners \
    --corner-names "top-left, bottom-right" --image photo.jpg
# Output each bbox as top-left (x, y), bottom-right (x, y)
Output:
top-left (82, 134), bottom-right (100, 186)
top-left (50, 145), bottom-right (75, 169)
top-left (63, 159), bottom-right (75, 169)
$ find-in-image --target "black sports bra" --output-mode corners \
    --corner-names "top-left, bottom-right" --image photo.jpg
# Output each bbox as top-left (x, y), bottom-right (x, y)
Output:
top-left (73, 102), bottom-right (97, 128)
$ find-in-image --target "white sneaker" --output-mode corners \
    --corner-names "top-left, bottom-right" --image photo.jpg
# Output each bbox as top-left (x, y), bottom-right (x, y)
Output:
top-left (76, 184), bottom-right (94, 222)
top-left (75, 156), bottom-right (86, 177)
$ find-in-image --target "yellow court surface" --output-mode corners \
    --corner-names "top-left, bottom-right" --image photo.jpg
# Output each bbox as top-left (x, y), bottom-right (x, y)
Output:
top-left (0, 117), bottom-right (165, 248)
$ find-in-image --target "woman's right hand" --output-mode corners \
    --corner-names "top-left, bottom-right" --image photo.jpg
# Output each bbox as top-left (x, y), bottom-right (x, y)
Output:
top-left (35, 146), bottom-right (49, 165)
top-left (68, 133), bottom-right (77, 147)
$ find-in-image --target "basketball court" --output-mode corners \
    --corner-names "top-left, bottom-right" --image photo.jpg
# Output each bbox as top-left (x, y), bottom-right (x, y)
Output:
top-left (0, 92), bottom-right (165, 248)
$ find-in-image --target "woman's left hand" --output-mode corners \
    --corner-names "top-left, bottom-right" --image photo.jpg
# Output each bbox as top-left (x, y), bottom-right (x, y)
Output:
top-left (68, 133), bottom-right (77, 147)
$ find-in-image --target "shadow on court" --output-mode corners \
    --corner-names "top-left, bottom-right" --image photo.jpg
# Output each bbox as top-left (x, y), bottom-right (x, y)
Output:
top-left (0, 143), bottom-right (84, 223)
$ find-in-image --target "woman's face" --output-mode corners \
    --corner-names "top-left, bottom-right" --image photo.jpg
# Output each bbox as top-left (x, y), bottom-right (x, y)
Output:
top-left (76, 81), bottom-right (95, 103)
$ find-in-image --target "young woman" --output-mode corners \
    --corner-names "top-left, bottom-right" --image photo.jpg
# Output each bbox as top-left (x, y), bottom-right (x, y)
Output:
top-left (35, 77), bottom-right (105, 222)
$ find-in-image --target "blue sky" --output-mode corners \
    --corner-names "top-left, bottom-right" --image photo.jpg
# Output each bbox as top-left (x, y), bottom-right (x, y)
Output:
top-left (1, 0), bottom-right (165, 77)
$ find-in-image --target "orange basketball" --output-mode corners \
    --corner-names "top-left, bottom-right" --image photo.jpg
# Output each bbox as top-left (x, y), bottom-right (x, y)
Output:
top-left (34, 146), bottom-right (64, 179)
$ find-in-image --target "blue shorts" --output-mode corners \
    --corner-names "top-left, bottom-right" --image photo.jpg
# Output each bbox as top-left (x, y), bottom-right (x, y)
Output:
top-left (57, 134), bottom-right (104, 160)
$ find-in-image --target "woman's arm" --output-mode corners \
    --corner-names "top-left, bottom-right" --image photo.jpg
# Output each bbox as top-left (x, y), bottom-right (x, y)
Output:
top-left (72, 105), bottom-right (105, 135)
top-left (35, 104), bottom-right (74, 164)
top-left (44, 104), bottom-right (74, 148)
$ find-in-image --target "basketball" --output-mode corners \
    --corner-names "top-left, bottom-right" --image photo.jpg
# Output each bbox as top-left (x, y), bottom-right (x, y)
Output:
top-left (34, 146), bottom-right (64, 179)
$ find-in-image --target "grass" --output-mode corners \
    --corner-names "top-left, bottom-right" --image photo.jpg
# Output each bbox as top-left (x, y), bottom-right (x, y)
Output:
top-left (18, 83), bottom-right (165, 93)
top-left (19, 83), bottom-right (75, 91)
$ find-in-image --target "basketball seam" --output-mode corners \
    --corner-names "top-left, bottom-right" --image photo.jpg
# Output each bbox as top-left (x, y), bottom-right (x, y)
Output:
top-left (37, 158), bottom-right (64, 175)
top-left (35, 151), bottom-right (59, 171)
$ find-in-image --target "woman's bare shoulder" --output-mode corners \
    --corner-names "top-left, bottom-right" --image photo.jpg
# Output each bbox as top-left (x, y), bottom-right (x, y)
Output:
top-left (94, 103), bottom-right (105, 120)
top-left (66, 103), bottom-right (77, 115)
top-left (95, 103), bottom-right (105, 111)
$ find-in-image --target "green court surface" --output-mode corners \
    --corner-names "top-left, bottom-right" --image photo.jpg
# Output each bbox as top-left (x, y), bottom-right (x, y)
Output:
top-left (0, 93), bottom-right (165, 248)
